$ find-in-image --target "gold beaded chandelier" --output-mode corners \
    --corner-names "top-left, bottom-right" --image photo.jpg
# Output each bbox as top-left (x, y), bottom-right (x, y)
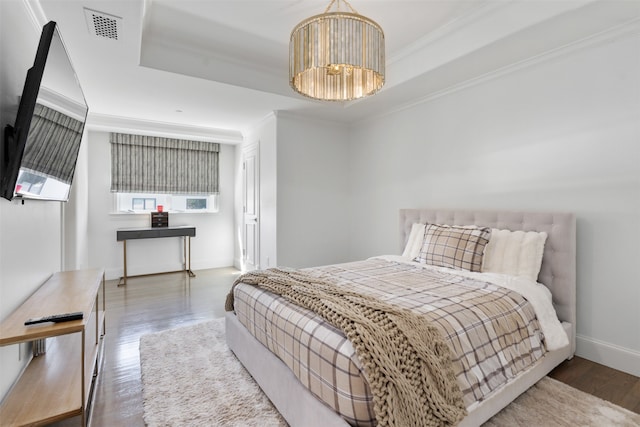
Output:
top-left (289, 0), bottom-right (385, 101)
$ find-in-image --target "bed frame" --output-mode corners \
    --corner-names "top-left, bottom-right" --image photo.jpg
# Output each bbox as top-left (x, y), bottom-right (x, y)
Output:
top-left (226, 208), bottom-right (576, 427)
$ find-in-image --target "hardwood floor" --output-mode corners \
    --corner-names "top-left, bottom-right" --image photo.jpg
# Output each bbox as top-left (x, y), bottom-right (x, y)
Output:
top-left (549, 356), bottom-right (640, 414)
top-left (51, 267), bottom-right (239, 427)
top-left (53, 267), bottom-right (639, 426)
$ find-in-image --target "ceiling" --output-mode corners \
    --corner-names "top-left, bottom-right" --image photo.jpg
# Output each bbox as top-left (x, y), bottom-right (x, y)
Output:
top-left (31, 0), bottom-right (640, 140)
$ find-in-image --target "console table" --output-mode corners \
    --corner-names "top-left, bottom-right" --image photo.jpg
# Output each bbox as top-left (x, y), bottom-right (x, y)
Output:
top-left (116, 226), bottom-right (196, 286)
top-left (0, 269), bottom-right (105, 426)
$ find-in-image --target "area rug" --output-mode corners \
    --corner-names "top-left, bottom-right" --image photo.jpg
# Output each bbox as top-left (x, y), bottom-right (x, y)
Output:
top-left (140, 319), bottom-right (286, 427)
top-left (140, 318), bottom-right (640, 427)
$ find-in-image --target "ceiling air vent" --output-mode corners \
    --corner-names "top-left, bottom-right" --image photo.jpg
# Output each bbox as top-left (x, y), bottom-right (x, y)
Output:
top-left (84, 8), bottom-right (122, 40)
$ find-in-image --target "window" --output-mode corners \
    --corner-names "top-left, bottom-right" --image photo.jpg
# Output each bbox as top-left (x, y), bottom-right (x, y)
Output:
top-left (132, 197), bottom-right (156, 210)
top-left (115, 192), bottom-right (218, 213)
top-left (110, 133), bottom-right (220, 214)
top-left (186, 198), bottom-right (207, 210)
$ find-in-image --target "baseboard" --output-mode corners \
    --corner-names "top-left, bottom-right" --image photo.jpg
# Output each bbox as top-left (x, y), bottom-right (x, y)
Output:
top-left (576, 334), bottom-right (640, 377)
top-left (190, 258), bottom-right (235, 272)
top-left (232, 258), bottom-right (261, 272)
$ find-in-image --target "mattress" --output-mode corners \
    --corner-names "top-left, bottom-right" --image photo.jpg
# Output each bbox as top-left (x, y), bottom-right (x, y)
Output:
top-left (232, 257), bottom-right (567, 426)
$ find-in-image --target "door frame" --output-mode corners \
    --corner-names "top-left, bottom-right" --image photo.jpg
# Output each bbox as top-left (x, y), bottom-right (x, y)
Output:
top-left (242, 142), bottom-right (259, 271)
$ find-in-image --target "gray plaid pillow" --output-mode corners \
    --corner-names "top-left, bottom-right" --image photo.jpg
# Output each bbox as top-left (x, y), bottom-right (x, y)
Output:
top-left (415, 224), bottom-right (491, 272)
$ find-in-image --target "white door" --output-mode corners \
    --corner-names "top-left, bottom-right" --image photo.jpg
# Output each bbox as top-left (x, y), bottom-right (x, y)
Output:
top-left (243, 145), bottom-right (259, 271)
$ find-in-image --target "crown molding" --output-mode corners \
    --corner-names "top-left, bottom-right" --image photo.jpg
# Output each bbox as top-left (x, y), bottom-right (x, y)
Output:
top-left (38, 87), bottom-right (87, 121)
top-left (388, 0), bottom-right (504, 66)
top-left (86, 113), bottom-right (243, 144)
top-left (274, 110), bottom-right (350, 129)
top-left (23, 0), bottom-right (48, 31)
top-left (357, 14), bottom-right (640, 127)
top-left (242, 111), bottom-right (277, 138)
top-left (386, 0), bottom-right (598, 90)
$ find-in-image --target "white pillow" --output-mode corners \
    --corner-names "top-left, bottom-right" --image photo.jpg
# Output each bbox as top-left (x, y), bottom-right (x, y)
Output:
top-left (482, 228), bottom-right (548, 281)
top-left (402, 223), bottom-right (426, 259)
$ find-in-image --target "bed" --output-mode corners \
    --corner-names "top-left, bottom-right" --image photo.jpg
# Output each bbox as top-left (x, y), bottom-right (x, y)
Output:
top-left (226, 208), bottom-right (576, 426)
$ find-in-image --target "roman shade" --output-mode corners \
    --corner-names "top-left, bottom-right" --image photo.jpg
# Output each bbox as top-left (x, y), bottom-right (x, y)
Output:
top-left (22, 104), bottom-right (83, 184)
top-left (110, 133), bottom-right (219, 194)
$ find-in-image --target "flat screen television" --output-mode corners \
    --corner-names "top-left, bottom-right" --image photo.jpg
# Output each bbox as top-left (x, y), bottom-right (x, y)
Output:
top-left (0, 21), bottom-right (88, 202)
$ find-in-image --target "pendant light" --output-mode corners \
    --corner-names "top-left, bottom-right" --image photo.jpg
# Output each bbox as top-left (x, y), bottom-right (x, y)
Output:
top-left (289, 0), bottom-right (385, 101)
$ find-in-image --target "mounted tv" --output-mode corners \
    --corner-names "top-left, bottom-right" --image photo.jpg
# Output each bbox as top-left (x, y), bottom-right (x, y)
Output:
top-left (1, 21), bottom-right (88, 201)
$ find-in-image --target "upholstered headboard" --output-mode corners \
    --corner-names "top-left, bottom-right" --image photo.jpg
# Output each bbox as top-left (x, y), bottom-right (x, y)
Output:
top-left (399, 208), bottom-right (576, 355)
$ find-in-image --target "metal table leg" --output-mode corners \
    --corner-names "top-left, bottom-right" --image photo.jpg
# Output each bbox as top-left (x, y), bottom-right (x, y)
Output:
top-left (118, 240), bottom-right (127, 286)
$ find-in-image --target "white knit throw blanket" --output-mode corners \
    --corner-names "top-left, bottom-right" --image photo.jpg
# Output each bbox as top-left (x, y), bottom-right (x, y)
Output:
top-left (226, 268), bottom-right (467, 427)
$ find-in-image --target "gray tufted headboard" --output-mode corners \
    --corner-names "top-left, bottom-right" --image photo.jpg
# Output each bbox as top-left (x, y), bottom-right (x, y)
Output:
top-left (400, 208), bottom-right (576, 355)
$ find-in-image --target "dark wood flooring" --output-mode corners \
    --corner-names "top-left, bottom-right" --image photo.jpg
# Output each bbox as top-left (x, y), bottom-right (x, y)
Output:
top-left (549, 355), bottom-right (640, 414)
top-left (52, 267), bottom-right (639, 426)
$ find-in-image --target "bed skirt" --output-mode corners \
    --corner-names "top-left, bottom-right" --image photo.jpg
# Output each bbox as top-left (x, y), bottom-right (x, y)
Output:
top-left (226, 312), bottom-right (573, 427)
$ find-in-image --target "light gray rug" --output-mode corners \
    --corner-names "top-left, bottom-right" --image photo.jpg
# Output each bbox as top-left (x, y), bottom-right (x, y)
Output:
top-left (140, 318), bottom-right (640, 427)
top-left (140, 318), bottom-right (286, 427)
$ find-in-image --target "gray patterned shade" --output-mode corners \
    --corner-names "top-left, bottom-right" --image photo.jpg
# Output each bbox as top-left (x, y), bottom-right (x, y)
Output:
top-left (110, 133), bottom-right (220, 194)
top-left (21, 104), bottom-right (84, 184)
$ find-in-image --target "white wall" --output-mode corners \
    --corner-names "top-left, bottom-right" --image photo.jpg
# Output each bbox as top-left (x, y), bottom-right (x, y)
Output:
top-left (64, 131), bottom-right (90, 270)
top-left (347, 34), bottom-right (640, 376)
top-left (275, 112), bottom-right (351, 268)
top-left (241, 113), bottom-right (351, 270)
top-left (0, 202), bottom-right (62, 399)
top-left (85, 131), bottom-right (236, 280)
top-left (0, 0), bottom-right (65, 399)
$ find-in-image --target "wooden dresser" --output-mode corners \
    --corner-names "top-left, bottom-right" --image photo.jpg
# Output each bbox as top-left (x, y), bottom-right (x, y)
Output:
top-left (0, 269), bottom-right (105, 426)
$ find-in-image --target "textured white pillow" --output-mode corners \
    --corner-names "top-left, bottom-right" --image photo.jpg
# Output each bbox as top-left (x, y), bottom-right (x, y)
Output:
top-left (482, 228), bottom-right (548, 281)
top-left (402, 223), bottom-right (426, 259)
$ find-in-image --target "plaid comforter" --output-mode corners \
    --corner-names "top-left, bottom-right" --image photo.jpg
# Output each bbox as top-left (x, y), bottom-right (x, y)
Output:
top-left (232, 258), bottom-right (545, 426)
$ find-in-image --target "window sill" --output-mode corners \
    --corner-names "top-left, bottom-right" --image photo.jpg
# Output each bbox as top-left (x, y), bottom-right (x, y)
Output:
top-left (109, 210), bottom-right (218, 216)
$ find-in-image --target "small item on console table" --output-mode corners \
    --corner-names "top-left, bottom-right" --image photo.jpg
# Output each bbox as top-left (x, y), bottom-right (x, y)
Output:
top-left (151, 211), bottom-right (169, 228)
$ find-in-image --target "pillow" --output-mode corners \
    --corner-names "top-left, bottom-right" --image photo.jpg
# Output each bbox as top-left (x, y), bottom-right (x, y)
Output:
top-left (482, 228), bottom-right (548, 281)
top-left (415, 224), bottom-right (491, 272)
top-left (402, 223), bottom-right (426, 259)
